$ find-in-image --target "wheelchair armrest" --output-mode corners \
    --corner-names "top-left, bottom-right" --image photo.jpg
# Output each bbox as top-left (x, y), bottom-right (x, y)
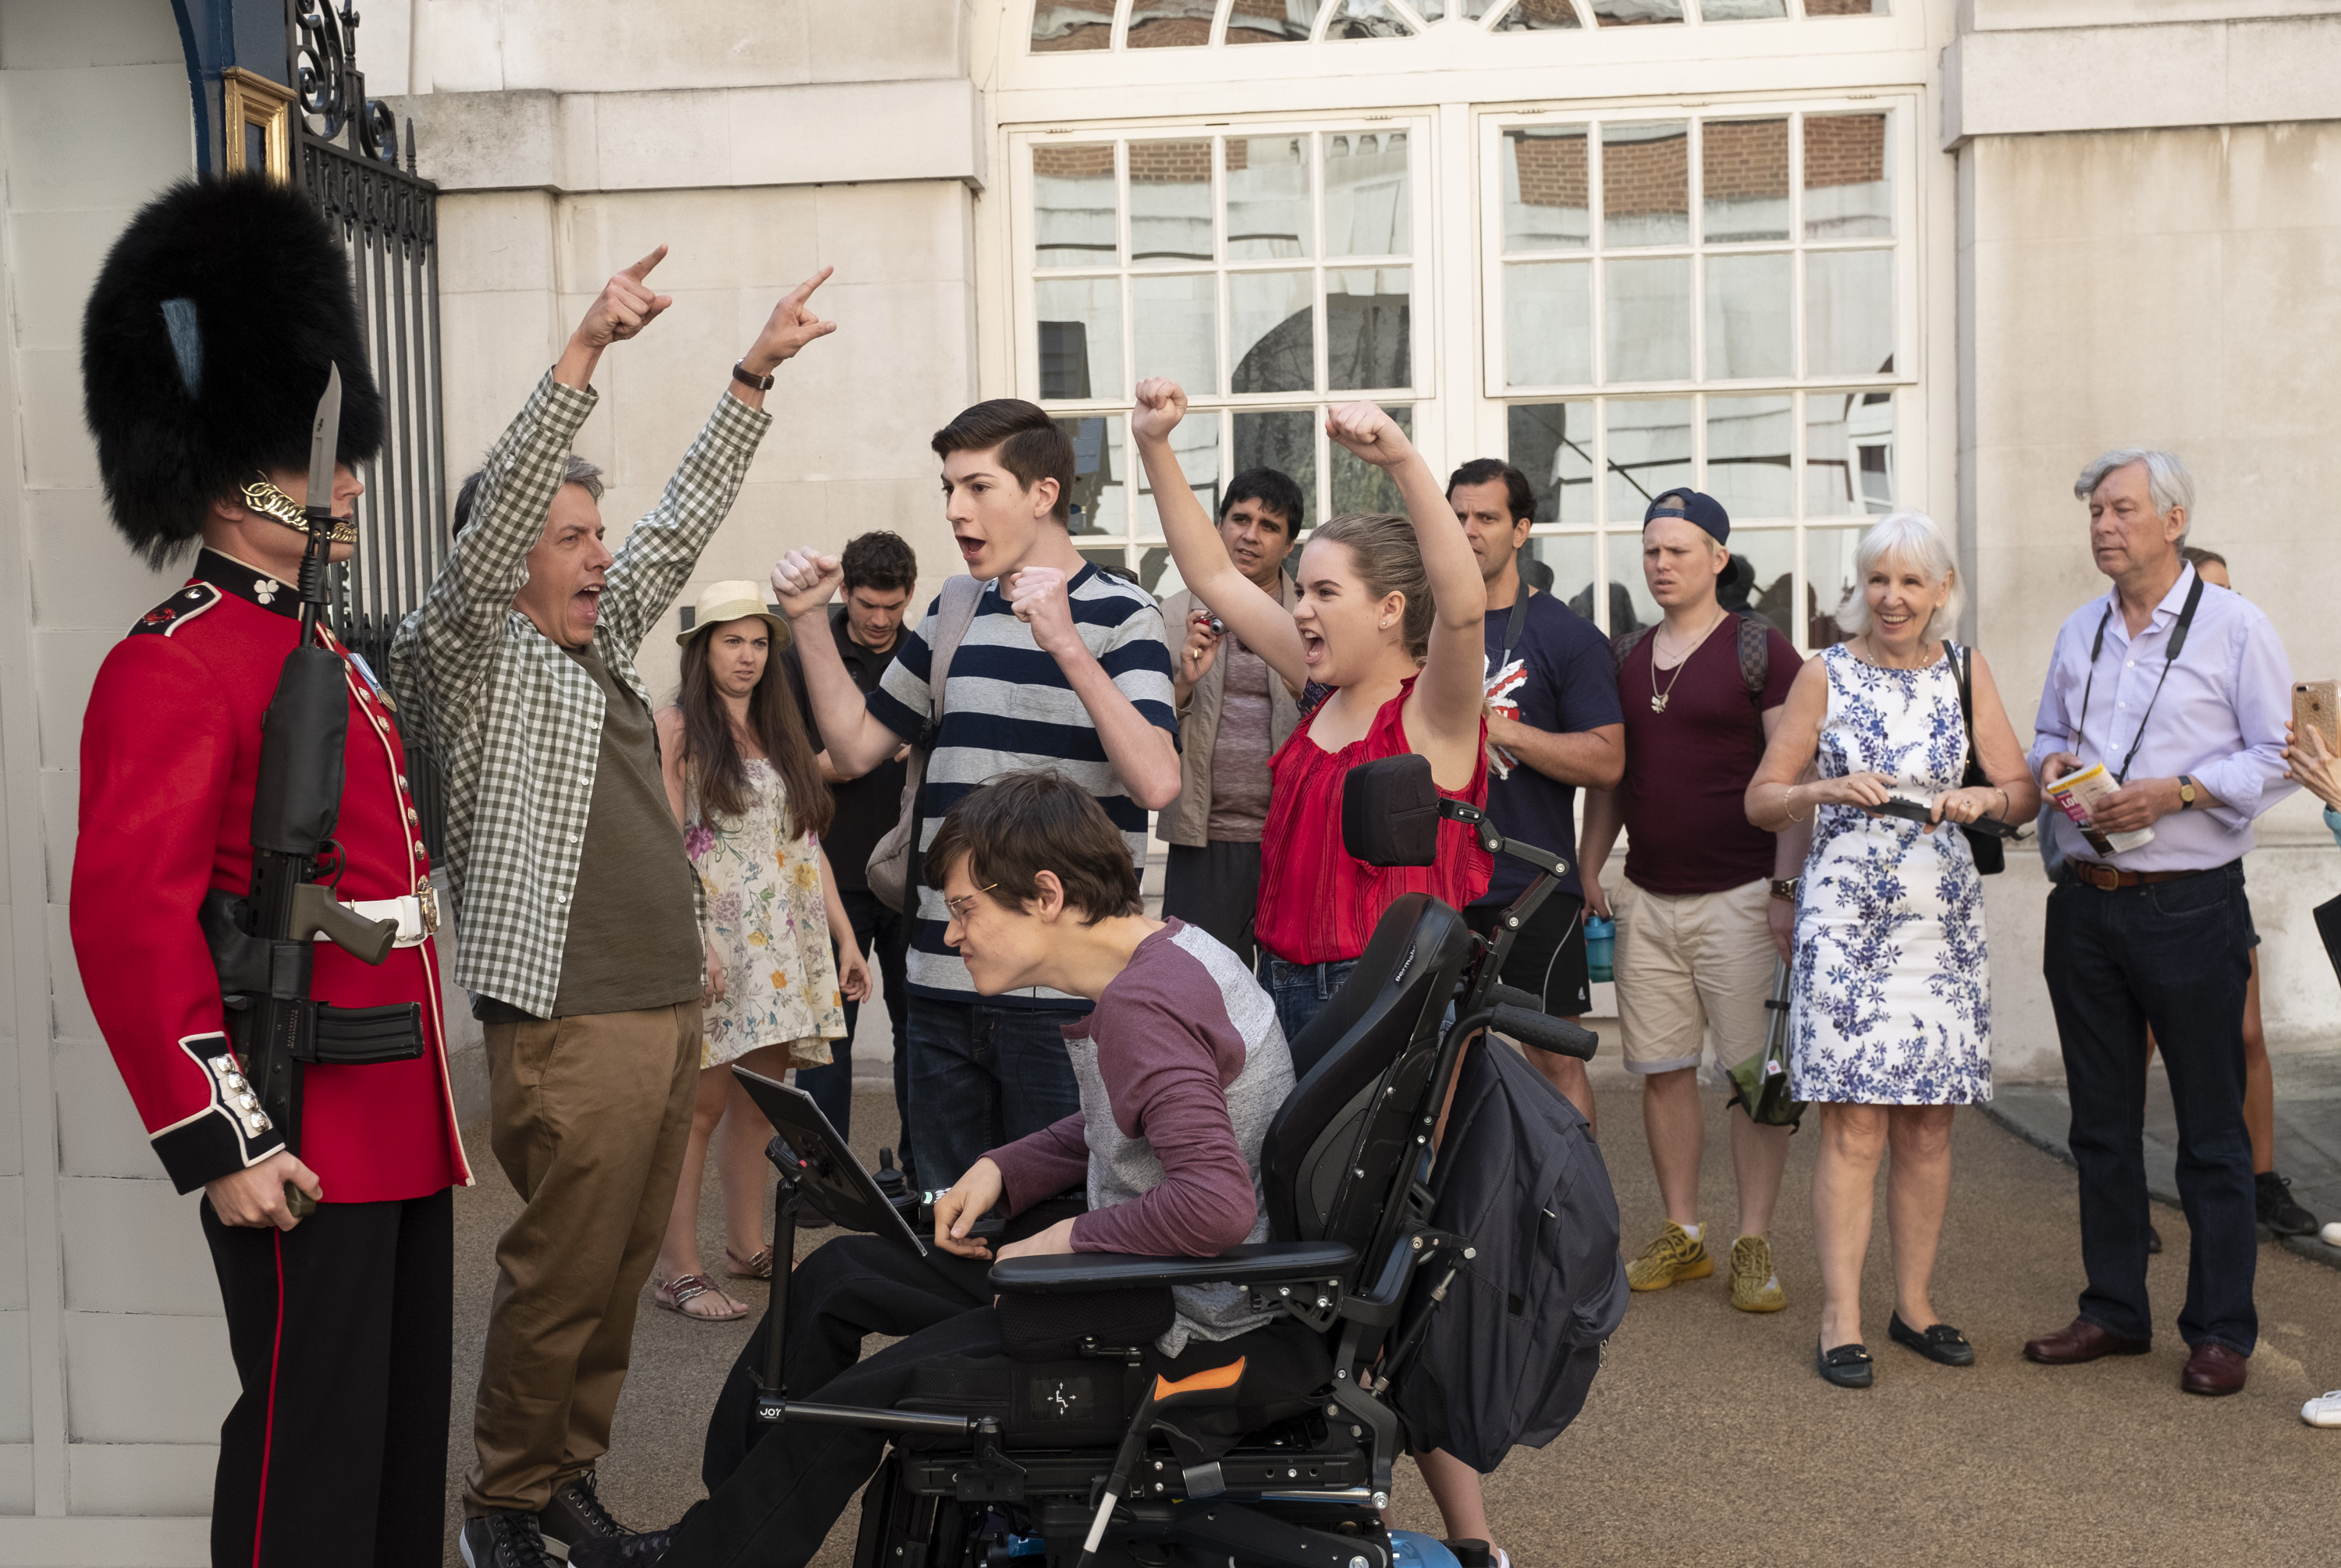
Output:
top-left (989, 1240), bottom-right (1356, 1296)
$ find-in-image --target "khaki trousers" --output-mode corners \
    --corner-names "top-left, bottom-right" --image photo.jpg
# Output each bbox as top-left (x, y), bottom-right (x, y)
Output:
top-left (464, 1002), bottom-right (701, 1515)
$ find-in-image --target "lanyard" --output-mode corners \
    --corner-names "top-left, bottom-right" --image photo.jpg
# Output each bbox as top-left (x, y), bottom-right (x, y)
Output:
top-left (1497, 588), bottom-right (1530, 669)
top-left (2076, 571), bottom-right (2205, 785)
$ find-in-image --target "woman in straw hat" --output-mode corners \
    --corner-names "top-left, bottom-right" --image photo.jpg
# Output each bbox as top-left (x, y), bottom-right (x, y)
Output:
top-left (650, 581), bottom-right (870, 1319)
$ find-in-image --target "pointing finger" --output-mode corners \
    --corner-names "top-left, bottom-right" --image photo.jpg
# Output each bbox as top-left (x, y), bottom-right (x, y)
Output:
top-left (784, 265), bottom-right (837, 307)
top-left (621, 244), bottom-right (670, 282)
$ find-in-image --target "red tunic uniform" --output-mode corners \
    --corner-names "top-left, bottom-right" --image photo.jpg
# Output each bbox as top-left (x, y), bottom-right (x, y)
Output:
top-left (71, 550), bottom-right (469, 1201)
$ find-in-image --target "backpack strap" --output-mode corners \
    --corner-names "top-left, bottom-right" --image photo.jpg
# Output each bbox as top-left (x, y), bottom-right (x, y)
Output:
top-left (1607, 624), bottom-right (1654, 673)
top-left (918, 575), bottom-right (986, 749)
top-left (1735, 612), bottom-right (1769, 702)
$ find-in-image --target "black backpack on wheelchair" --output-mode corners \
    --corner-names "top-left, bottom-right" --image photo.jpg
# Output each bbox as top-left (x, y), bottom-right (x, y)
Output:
top-left (749, 755), bottom-right (1613, 1568)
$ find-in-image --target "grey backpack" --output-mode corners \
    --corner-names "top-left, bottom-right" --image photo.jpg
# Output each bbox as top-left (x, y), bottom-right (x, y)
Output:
top-left (865, 575), bottom-right (985, 913)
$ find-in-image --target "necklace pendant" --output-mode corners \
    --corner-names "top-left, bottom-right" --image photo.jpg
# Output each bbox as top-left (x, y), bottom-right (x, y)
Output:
top-left (1650, 694), bottom-right (1668, 714)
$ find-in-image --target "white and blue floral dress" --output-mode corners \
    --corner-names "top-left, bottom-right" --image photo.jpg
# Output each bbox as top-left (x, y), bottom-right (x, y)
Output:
top-left (1789, 644), bottom-right (1991, 1105)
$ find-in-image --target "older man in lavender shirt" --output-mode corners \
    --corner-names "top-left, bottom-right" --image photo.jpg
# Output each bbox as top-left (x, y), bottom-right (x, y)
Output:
top-left (2020, 449), bottom-right (2294, 1399)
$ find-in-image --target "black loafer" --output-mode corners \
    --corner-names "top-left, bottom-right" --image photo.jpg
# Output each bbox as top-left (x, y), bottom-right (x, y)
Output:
top-left (1817, 1339), bottom-right (1874, 1389)
top-left (1888, 1312), bottom-right (1976, 1367)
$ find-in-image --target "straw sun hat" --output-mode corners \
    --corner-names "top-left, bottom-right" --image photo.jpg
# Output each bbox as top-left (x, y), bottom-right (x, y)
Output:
top-left (676, 579), bottom-right (793, 648)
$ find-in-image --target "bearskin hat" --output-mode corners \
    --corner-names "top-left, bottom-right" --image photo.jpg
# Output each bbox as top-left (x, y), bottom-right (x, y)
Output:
top-left (80, 175), bottom-right (384, 565)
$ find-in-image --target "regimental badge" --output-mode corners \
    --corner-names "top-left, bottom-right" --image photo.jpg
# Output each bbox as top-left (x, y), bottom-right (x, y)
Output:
top-left (129, 582), bottom-right (221, 637)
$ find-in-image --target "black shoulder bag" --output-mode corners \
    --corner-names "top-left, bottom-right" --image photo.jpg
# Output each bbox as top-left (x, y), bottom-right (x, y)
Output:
top-left (1945, 640), bottom-right (2003, 875)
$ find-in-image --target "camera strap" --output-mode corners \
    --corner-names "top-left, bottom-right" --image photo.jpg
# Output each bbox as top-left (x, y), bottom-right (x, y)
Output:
top-left (2074, 569), bottom-right (2206, 785)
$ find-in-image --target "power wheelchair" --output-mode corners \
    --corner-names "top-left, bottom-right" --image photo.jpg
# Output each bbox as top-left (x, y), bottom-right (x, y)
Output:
top-left (739, 755), bottom-right (1597, 1568)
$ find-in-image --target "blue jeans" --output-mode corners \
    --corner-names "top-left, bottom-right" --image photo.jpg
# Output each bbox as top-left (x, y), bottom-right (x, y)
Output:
top-left (2042, 860), bottom-right (2256, 1353)
top-left (903, 995), bottom-right (1085, 1190)
top-left (1257, 956), bottom-right (1360, 1050)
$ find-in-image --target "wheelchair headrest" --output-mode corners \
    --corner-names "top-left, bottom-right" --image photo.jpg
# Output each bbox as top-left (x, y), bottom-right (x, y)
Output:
top-left (1341, 754), bottom-right (1440, 867)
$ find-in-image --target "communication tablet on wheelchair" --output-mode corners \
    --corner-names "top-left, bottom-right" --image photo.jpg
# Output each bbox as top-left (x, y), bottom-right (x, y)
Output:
top-left (731, 1066), bottom-right (929, 1257)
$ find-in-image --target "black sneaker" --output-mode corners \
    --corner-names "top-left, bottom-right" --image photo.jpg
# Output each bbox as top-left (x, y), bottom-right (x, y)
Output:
top-left (570, 1505), bottom-right (698, 1568)
top-left (541, 1470), bottom-right (632, 1552)
top-left (460, 1511), bottom-right (563, 1568)
top-left (2258, 1171), bottom-right (2320, 1236)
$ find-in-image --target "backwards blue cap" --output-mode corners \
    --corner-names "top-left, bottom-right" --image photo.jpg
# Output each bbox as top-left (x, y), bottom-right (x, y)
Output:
top-left (1643, 488), bottom-right (1730, 545)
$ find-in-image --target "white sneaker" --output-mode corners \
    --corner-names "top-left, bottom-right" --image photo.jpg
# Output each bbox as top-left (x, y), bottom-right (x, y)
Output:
top-left (2321, 1220), bottom-right (2341, 1247)
top-left (2304, 1391), bottom-right (2341, 1428)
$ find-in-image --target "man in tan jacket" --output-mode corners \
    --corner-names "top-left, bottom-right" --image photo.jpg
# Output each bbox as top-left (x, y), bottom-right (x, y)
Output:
top-left (1156, 467), bottom-right (1305, 967)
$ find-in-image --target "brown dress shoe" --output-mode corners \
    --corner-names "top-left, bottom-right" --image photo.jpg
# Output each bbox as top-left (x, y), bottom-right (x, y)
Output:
top-left (2023, 1317), bottom-right (2152, 1364)
top-left (2180, 1342), bottom-right (2248, 1396)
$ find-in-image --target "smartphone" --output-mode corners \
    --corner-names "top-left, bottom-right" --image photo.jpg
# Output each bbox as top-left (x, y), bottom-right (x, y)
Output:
top-left (1873, 795), bottom-right (2023, 839)
top-left (2296, 680), bottom-right (2339, 753)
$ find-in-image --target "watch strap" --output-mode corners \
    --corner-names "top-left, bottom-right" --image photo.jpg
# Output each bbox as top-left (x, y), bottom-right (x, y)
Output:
top-left (731, 360), bottom-right (776, 392)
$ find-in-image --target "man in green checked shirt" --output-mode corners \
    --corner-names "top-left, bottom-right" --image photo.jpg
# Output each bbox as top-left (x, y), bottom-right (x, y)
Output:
top-left (389, 247), bottom-right (837, 1568)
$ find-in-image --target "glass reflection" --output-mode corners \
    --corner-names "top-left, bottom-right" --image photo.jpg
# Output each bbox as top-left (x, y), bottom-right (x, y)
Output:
top-left (1495, 0), bottom-right (1584, 27)
top-left (1326, 0), bottom-right (1417, 37)
top-left (1702, 119), bottom-right (1789, 242)
top-left (1234, 410), bottom-right (1318, 528)
top-left (1590, 1), bottom-right (1684, 26)
top-left (1331, 405), bottom-right (1414, 515)
top-left (1524, 535), bottom-right (1600, 628)
top-left (1132, 274), bottom-right (1218, 395)
top-left (1029, 0), bottom-right (1115, 51)
top-left (1604, 256), bottom-right (1692, 383)
top-left (1229, 271), bottom-right (1316, 395)
top-left (1803, 0), bottom-right (1889, 15)
top-left (1720, 528), bottom-right (1795, 644)
top-left (1703, 396), bottom-right (1793, 520)
top-left (1701, 0), bottom-right (1785, 16)
top-left (1137, 417), bottom-right (1222, 537)
top-left (1129, 140), bottom-right (1215, 264)
top-left (1127, 0), bottom-right (1220, 48)
top-left (1804, 113), bottom-right (1892, 239)
top-left (1604, 399), bottom-right (1693, 522)
top-left (1703, 252), bottom-right (1792, 379)
top-left (1507, 402), bottom-right (1597, 525)
top-left (1805, 248), bottom-right (1894, 378)
top-left (1226, 136), bottom-right (1312, 261)
top-left (1602, 122), bottom-right (1689, 247)
top-left (1033, 144), bottom-right (1117, 267)
top-left (1503, 126), bottom-right (1590, 252)
top-left (1805, 389), bottom-right (1894, 516)
top-left (1804, 523), bottom-right (1865, 647)
top-left (1036, 278), bottom-right (1122, 401)
top-left (1324, 130), bottom-right (1410, 256)
top-left (1053, 415), bottom-right (1128, 537)
top-left (1327, 268), bottom-right (1412, 391)
top-left (1604, 532), bottom-right (1661, 637)
top-left (1504, 261), bottom-right (1592, 388)
top-left (1227, 0), bottom-right (1325, 43)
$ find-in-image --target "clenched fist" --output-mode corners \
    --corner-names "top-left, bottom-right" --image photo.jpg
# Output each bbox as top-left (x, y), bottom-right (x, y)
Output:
top-left (1325, 401), bottom-right (1416, 470)
top-left (1132, 378), bottom-right (1188, 443)
top-left (771, 549), bottom-right (845, 620)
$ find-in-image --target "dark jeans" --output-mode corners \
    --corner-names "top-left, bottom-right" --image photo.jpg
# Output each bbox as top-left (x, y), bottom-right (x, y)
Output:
top-left (1161, 839), bottom-right (1264, 969)
top-left (904, 994), bottom-right (1085, 1190)
top-left (797, 889), bottom-right (911, 1165)
top-left (1257, 955), bottom-right (1360, 1048)
top-left (2042, 861), bottom-right (2257, 1354)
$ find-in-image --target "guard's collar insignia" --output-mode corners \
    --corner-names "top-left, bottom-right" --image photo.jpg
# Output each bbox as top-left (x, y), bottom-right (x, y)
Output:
top-left (191, 549), bottom-right (300, 619)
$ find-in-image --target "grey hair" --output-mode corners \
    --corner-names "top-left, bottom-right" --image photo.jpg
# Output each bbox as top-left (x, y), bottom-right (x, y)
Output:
top-left (2073, 447), bottom-right (2194, 524)
top-left (1834, 509), bottom-right (1963, 642)
top-left (451, 454), bottom-right (604, 538)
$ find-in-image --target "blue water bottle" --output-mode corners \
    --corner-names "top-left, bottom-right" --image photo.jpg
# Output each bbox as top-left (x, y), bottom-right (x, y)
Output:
top-left (1585, 914), bottom-right (1615, 983)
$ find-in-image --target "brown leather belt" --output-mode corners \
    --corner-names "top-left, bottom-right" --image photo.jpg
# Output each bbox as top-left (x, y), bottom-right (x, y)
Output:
top-left (2062, 861), bottom-right (2214, 892)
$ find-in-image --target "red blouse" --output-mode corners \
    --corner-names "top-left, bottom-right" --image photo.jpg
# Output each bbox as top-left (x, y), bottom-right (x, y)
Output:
top-left (1255, 677), bottom-right (1491, 967)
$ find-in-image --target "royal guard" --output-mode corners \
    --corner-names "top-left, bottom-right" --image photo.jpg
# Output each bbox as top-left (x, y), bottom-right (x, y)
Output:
top-left (70, 176), bottom-right (469, 1568)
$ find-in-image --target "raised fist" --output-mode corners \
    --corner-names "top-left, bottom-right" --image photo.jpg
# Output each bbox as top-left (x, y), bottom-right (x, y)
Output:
top-left (770, 549), bottom-right (844, 619)
top-left (1131, 378), bottom-right (1188, 443)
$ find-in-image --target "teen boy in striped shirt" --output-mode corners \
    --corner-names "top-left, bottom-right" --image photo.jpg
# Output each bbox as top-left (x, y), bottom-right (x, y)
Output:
top-left (771, 400), bottom-right (1181, 1190)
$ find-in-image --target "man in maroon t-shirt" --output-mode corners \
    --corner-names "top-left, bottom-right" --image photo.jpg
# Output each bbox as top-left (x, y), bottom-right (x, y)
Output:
top-left (1579, 489), bottom-right (1806, 1316)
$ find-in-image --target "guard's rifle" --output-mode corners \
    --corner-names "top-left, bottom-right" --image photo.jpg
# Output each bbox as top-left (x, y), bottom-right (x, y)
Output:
top-left (199, 366), bottom-right (417, 1215)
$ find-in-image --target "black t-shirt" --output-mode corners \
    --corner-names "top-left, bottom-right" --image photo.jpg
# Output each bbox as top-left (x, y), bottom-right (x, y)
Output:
top-left (1477, 588), bottom-right (1624, 904)
top-left (783, 607), bottom-right (908, 892)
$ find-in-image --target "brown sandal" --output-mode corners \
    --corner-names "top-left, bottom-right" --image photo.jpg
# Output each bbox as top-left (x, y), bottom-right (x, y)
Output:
top-left (725, 1247), bottom-right (773, 1280)
top-left (652, 1272), bottom-right (748, 1321)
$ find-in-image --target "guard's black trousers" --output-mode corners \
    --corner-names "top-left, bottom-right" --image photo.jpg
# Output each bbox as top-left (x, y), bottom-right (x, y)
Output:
top-left (202, 1188), bottom-right (453, 1568)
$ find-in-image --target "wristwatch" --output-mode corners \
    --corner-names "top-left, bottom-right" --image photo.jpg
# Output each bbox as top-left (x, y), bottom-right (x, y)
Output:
top-left (2177, 775), bottom-right (2198, 811)
top-left (731, 360), bottom-right (777, 392)
top-left (1769, 878), bottom-right (1799, 903)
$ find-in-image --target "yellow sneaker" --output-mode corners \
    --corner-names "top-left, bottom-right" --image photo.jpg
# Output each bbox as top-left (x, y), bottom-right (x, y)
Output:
top-left (1625, 1221), bottom-right (1714, 1292)
top-left (1730, 1234), bottom-right (1786, 1313)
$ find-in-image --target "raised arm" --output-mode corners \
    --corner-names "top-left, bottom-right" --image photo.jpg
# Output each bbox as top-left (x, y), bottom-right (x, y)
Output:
top-left (1131, 378), bottom-right (1309, 690)
top-left (771, 551), bottom-right (932, 777)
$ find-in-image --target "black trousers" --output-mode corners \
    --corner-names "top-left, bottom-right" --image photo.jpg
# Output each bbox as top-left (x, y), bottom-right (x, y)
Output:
top-left (1161, 839), bottom-right (1264, 969)
top-left (798, 888), bottom-right (911, 1162)
top-left (202, 1187), bottom-right (453, 1568)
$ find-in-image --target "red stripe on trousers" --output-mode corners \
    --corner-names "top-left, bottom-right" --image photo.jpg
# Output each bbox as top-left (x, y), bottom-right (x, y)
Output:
top-left (251, 1231), bottom-right (286, 1568)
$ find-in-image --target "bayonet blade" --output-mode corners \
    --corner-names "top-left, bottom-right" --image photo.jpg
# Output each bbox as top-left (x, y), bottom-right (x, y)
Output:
top-left (305, 363), bottom-right (342, 520)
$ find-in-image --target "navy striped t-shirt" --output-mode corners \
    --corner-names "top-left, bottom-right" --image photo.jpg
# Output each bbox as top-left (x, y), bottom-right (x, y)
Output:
top-left (866, 565), bottom-right (1178, 1007)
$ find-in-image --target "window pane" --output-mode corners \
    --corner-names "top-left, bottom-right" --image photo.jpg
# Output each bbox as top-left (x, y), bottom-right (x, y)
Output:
top-left (1034, 144), bottom-right (1117, 267)
top-left (1805, 388), bottom-right (1895, 516)
top-left (1704, 396), bottom-right (1793, 520)
top-left (1495, 0), bottom-right (1585, 27)
top-left (1602, 122), bottom-right (1689, 247)
top-left (1233, 410), bottom-right (1318, 530)
top-left (1030, 0), bottom-right (1115, 51)
top-left (1136, 418), bottom-right (1222, 537)
top-left (1324, 130), bottom-right (1410, 257)
top-left (1227, 136), bottom-right (1313, 261)
top-left (1605, 399), bottom-right (1692, 521)
top-left (1804, 523), bottom-right (1865, 647)
top-left (1604, 256), bottom-right (1692, 382)
top-left (1327, 268), bottom-right (1412, 391)
top-left (1524, 534), bottom-right (1600, 626)
top-left (1332, 405), bottom-right (1413, 515)
top-left (1132, 274), bottom-right (1218, 395)
top-left (1702, 118), bottom-right (1789, 242)
top-left (1803, 0), bottom-right (1888, 14)
top-left (1805, 112), bottom-right (1891, 239)
top-left (1128, 1), bottom-right (1219, 48)
top-left (1129, 140), bottom-right (1214, 264)
top-left (1804, 248), bottom-right (1893, 377)
top-left (1417, 0), bottom-right (1448, 18)
top-left (1036, 278), bottom-right (1122, 400)
top-left (1503, 126), bottom-right (1590, 253)
top-left (1604, 532), bottom-right (1660, 636)
top-left (1327, 0), bottom-right (1417, 37)
top-left (1504, 261), bottom-right (1592, 388)
top-left (1702, 0), bottom-right (1785, 14)
top-left (1722, 527), bottom-right (1795, 643)
top-left (1703, 252), bottom-right (1792, 379)
top-left (1227, 1), bottom-right (1325, 43)
top-left (1590, 0), bottom-right (1684, 24)
top-left (1230, 271), bottom-right (1316, 394)
top-left (1054, 414), bottom-right (1128, 537)
top-left (1507, 401), bottom-right (1597, 524)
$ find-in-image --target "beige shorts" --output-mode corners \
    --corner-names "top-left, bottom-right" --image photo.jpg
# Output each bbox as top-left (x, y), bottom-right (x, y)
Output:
top-left (1613, 877), bottom-right (1777, 1077)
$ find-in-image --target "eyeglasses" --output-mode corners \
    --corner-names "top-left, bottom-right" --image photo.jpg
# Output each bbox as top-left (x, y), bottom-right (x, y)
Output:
top-left (943, 884), bottom-right (999, 924)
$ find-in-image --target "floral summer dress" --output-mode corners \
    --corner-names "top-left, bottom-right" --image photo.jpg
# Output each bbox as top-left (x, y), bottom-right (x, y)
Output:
top-left (1789, 644), bottom-right (1991, 1105)
top-left (684, 758), bottom-right (845, 1070)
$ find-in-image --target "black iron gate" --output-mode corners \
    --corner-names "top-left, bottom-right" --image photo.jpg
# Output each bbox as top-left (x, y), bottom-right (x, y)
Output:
top-left (285, 2), bottom-right (449, 853)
